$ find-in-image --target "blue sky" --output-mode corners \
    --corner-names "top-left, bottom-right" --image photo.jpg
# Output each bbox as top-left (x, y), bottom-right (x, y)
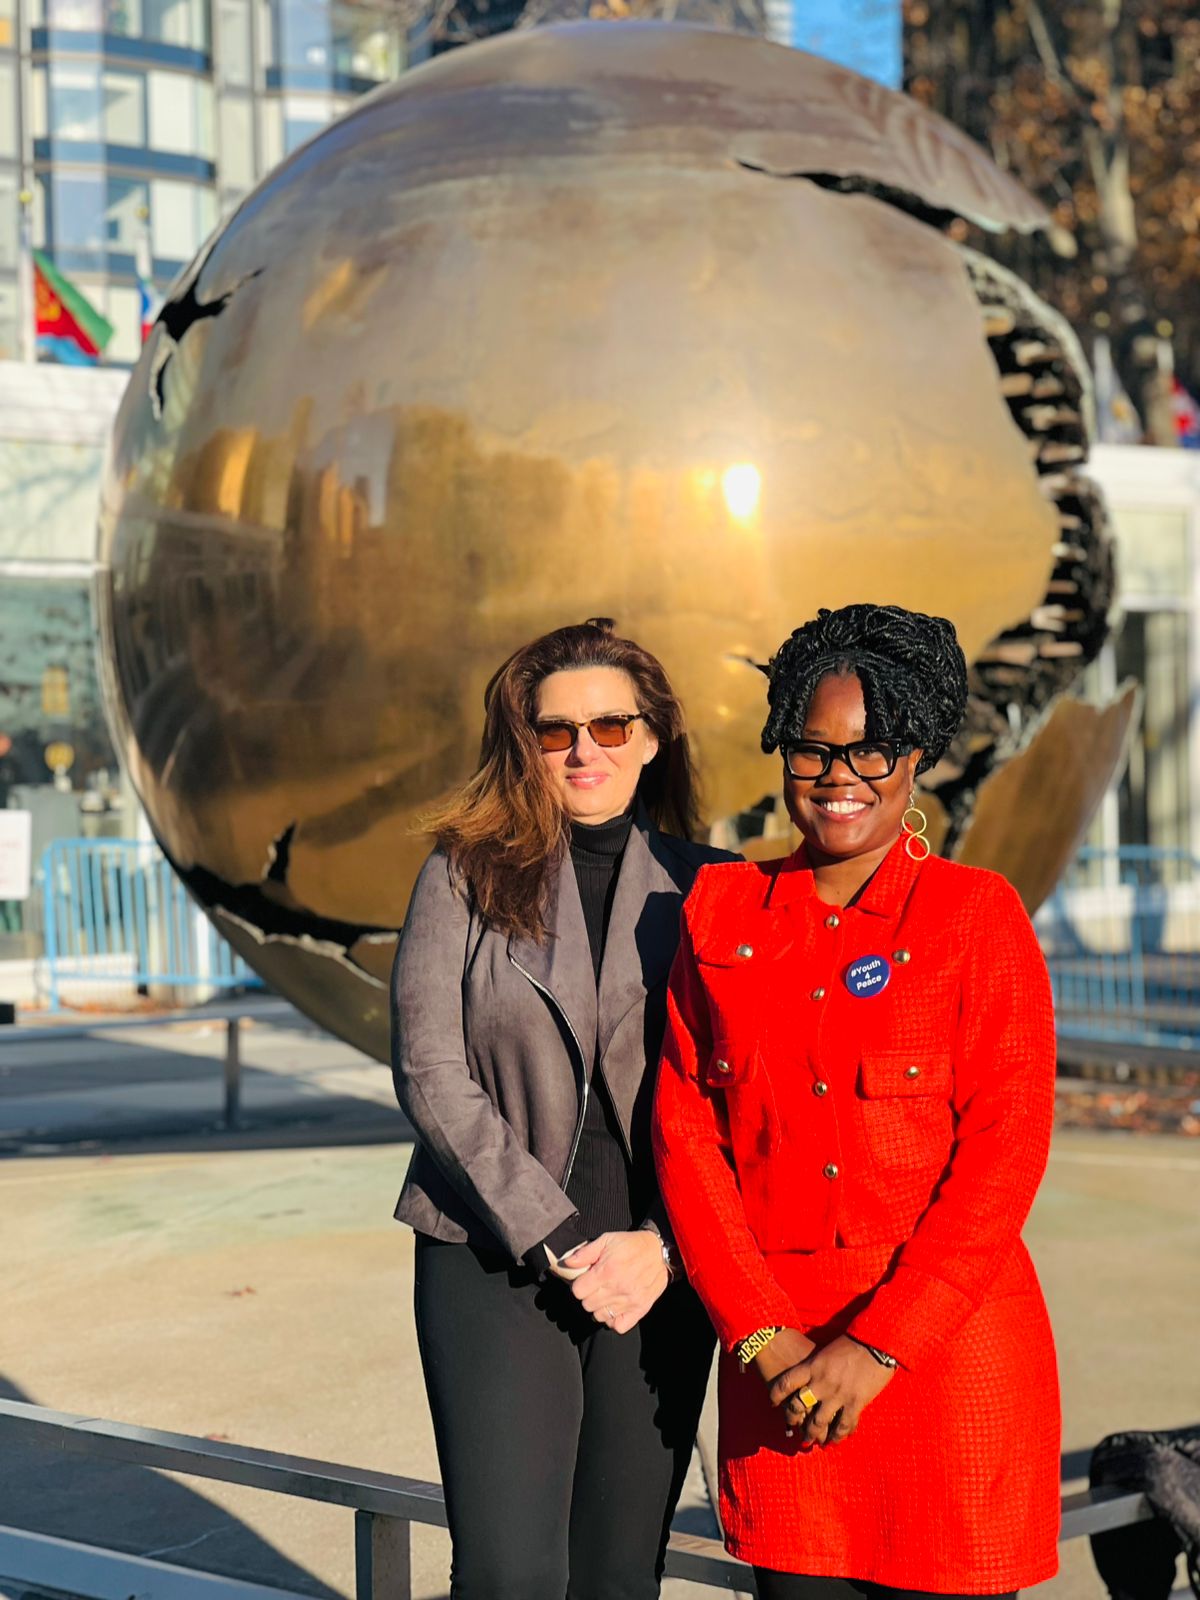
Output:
top-left (792, 0), bottom-right (903, 89)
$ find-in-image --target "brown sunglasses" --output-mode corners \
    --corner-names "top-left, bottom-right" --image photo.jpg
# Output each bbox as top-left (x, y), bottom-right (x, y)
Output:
top-left (533, 714), bottom-right (644, 753)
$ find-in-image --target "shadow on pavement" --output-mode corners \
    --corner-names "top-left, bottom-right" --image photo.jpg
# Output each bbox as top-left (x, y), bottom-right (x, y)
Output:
top-left (0, 1015), bottom-right (414, 1159)
top-left (0, 1377), bottom-right (338, 1598)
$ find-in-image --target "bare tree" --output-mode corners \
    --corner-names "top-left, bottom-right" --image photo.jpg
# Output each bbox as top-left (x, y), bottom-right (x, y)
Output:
top-left (906, 0), bottom-right (1200, 440)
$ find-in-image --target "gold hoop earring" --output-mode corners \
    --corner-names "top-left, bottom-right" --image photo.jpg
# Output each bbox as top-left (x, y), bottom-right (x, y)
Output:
top-left (901, 792), bottom-right (930, 862)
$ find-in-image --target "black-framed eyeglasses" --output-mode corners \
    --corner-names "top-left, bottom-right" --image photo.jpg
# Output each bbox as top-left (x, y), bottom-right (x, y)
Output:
top-left (534, 714), bottom-right (644, 753)
top-left (783, 739), bottom-right (911, 781)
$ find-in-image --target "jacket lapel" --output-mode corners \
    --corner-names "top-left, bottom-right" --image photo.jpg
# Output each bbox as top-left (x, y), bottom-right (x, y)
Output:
top-left (597, 810), bottom-right (682, 1057)
top-left (507, 849), bottom-right (598, 1068)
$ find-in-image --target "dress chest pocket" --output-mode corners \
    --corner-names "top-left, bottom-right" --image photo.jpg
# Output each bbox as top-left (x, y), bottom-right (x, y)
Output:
top-left (856, 1050), bottom-right (954, 1171)
top-left (693, 922), bottom-right (791, 1040)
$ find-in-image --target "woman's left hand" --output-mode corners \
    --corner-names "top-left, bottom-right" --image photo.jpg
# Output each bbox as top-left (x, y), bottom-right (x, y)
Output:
top-left (767, 1334), bottom-right (897, 1446)
top-left (566, 1231), bottom-right (669, 1333)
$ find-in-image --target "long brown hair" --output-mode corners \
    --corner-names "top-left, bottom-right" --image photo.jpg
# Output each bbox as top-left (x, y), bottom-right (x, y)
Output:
top-left (424, 618), bottom-right (700, 941)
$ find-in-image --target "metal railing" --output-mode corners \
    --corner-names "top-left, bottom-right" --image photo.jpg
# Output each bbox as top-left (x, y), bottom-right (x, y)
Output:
top-left (1039, 845), bottom-right (1200, 1052)
top-left (0, 998), bottom-right (296, 1130)
top-left (0, 1400), bottom-right (1158, 1600)
top-left (40, 838), bottom-right (260, 1011)
top-left (31, 837), bottom-right (1200, 1046)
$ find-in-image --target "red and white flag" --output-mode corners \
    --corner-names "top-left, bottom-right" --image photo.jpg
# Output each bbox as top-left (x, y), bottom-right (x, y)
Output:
top-left (1171, 376), bottom-right (1200, 449)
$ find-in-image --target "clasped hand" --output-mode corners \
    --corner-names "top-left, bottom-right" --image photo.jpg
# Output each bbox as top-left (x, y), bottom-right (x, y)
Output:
top-left (757, 1330), bottom-right (896, 1446)
top-left (551, 1231), bottom-right (669, 1334)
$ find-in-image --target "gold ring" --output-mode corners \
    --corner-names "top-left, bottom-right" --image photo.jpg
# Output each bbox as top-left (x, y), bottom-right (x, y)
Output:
top-left (796, 1387), bottom-right (819, 1412)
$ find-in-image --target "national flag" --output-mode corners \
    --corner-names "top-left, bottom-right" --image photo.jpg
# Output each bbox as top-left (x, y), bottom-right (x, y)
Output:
top-left (33, 249), bottom-right (113, 364)
top-left (135, 230), bottom-right (158, 343)
top-left (1171, 376), bottom-right (1200, 450)
top-left (1092, 334), bottom-right (1142, 445)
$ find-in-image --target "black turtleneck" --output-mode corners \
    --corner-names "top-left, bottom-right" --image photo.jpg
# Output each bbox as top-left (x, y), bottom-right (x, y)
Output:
top-left (570, 808), bottom-right (634, 979)
top-left (565, 810), bottom-right (646, 1246)
top-left (528, 809), bottom-right (649, 1269)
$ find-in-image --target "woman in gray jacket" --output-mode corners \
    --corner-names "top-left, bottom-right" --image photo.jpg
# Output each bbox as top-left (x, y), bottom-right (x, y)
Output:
top-left (391, 617), bottom-right (732, 1600)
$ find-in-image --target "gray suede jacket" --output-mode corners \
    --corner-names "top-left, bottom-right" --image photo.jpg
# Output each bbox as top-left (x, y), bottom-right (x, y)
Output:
top-left (390, 809), bottom-right (735, 1262)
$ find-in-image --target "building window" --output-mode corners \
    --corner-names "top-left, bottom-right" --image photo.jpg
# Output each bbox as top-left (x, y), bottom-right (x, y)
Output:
top-left (38, 0), bottom-right (105, 30)
top-left (148, 69), bottom-right (214, 156)
top-left (0, 0), bottom-right (14, 47)
top-left (266, 0), bottom-right (399, 85)
top-left (46, 63), bottom-right (104, 142)
top-left (39, 64), bottom-right (149, 146)
top-left (36, 0), bottom-right (209, 48)
top-left (106, 172), bottom-right (149, 249)
top-left (142, 0), bottom-right (209, 49)
top-left (103, 67), bottom-right (146, 143)
top-left (0, 575), bottom-right (117, 800)
top-left (36, 170), bottom-right (214, 268)
top-left (150, 175), bottom-right (215, 258)
top-left (48, 169), bottom-right (107, 252)
top-left (38, 63), bottom-right (218, 162)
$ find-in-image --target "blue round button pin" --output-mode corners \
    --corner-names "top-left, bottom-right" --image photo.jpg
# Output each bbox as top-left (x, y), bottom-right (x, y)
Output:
top-left (844, 954), bottom-right (891, 997)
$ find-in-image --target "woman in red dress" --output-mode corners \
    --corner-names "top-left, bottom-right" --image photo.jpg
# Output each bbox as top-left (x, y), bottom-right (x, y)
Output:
top-left (653, 603), bottom-right (1060, 1600)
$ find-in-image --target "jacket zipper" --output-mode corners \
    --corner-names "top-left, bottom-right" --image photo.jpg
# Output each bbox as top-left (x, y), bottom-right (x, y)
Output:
top-left (508, 954), bottom-right (590, 1188)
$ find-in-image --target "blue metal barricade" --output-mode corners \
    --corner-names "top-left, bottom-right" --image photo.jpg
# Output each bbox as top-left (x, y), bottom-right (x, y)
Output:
top-left (1039, 846), bottom-right (1200, 1051)
top-left (41, 838), bottom-right (260, 1011)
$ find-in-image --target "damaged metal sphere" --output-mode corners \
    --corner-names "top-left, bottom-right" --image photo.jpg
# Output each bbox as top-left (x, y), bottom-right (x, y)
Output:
top-left (97, 23), bottom-right (1125, 1060)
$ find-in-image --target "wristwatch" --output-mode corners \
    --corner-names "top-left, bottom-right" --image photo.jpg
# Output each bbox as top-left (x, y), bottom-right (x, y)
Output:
top-left (850, 1335), bottom-right (898, 1368)
top-left (660, 1237), bottom-right (679, 1281)
top-left (641, 1218), bottom-right (680, 1282)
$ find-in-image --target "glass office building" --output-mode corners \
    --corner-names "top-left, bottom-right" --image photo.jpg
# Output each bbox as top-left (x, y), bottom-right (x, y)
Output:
top-left (0, 0), bottom-right (404, 363)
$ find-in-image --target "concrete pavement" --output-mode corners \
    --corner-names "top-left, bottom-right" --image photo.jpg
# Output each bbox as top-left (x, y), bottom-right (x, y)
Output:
top-left (1, 1017), bottom-right (1198, 1599)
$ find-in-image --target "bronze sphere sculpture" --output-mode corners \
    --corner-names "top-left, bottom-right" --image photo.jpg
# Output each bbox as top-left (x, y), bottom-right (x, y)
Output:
top-left (98, 23), bottom-right (1126, 1059)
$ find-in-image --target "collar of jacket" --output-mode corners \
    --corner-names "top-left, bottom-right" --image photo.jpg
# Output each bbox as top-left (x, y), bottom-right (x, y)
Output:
top-left (506, 800), bottom-right (688, 1058)
top-left (763, 832), bottom-right (924, 919)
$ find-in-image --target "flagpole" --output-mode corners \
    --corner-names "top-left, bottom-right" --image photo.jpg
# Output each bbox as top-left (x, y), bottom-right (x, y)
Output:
top-left (17, 188), bottom-right (35, 364)
top-left (135, 203), bottom-right (156, 345)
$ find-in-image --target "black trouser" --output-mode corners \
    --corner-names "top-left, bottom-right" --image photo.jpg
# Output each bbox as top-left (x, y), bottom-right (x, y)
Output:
top-left (414, 1236), bottom-right (715, 1600)
top-left (754, 1575), bottom-right (1018, 1600)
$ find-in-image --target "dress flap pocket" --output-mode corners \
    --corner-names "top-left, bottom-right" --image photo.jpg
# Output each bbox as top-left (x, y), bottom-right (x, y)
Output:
top-left (859, 1051), bottom-right (951, 1099)
top-left (703, 1039), bottom-right (759, 1088)
top-left (694, 929), bottom-right (792, 968)
top-left (694, 936), bottom-right (760, 969)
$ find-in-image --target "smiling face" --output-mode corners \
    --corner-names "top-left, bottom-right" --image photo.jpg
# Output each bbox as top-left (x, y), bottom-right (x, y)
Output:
top-left (535, 666), bottom-right (660, 825)
top-left (782, 671), bottom-right (923, 864)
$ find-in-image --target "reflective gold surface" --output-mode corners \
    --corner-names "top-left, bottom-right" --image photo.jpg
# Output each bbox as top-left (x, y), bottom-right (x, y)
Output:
top-left (955, 687), bottom-right (1140, 914)
top-left (97, 24), bottom-right (1110, 1059)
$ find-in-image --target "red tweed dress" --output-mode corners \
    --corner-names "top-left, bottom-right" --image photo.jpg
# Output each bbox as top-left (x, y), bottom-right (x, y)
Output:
top-left (652, 839), bottom-right (1060, 1593)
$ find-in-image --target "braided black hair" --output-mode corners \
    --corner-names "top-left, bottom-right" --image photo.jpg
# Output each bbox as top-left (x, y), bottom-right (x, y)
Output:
top-left (761, 604), bottom-right (968, 776)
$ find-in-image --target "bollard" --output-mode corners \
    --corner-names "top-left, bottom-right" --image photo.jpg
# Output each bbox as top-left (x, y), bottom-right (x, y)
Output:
top-left (223, 1016), bottom-right (242, 1128)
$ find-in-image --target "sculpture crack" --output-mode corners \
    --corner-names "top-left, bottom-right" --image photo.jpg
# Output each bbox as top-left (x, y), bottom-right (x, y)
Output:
top-left (936, 249), bottom-right (1114, 846)
top-left (150, 267), bottom-right (265, 417)
top-left (734, 161), bottom-right (959, 233)
top-left (735, 157), bottom-right (1114, 850)
top-left (168, 841), bottom-right (396, 954)
top-left (263, 821), bottom-right (295, 886)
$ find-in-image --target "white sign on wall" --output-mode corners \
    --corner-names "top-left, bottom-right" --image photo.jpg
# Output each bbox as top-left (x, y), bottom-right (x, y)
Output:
top-left (0, 811), bottom-right (33, 900)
